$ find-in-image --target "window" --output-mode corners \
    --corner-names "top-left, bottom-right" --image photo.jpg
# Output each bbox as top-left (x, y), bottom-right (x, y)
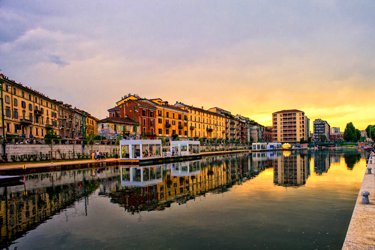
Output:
top-left (5, 107), bottom-right (11, 118)
top-left (172, 120), bottom-right (176, 125)
top-left (13, 87), bottom-right (16, 95)
top-left (158, 110), bottom-right (162, 116)
top-left (5, 95), bottom-right (10, 104)
top-left (29, 113), bottom-right (33, 122)
top-left (29, 94), bottom-right (32, 101)
top-left (21, 101), bottom-right (26, 108)
top-left (150, 111), bottom-right (154, 117)
top-left (13, 109), bottom-right (18, 119)
top-left (142, 110), bottom-right (146, 116)
top-left (166, 129), bottom-right (169, 135)
top-left (158, 118), bottom-right (162, 124)
top-left (143, 119), bottom-right (146, 126)
top-left (178, 114), bottom-right (181, 120)
top-left (166, 112), bottom-right (169, 118)
top-left (158, 129), bottom-right (162, 135)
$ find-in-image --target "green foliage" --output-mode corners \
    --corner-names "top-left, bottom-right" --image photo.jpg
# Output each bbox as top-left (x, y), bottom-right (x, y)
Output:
top-left (86, 133), bottom-right (96, 145)
top-left (115, 135), bottom-right (122, 145)
top-left (94, 135), bottom-right (105, 140)
top-left (44, 125), bottom-right (59, 144)
top-left (172, 133), bottom-right (179, 141)
top-left (343, 122), bottom-right (360, 142)
top-left (366, 125), bottom-right (375, 141)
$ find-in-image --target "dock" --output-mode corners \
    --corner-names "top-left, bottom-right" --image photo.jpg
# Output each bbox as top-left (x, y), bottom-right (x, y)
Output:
top-left (343, 153), bottom-right (375, 249)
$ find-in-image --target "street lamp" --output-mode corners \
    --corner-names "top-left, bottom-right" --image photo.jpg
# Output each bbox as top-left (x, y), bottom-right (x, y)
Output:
top-left (133, 106), bottom-right (138, 139)
top-left (0, 78), bottom-right (6, 160)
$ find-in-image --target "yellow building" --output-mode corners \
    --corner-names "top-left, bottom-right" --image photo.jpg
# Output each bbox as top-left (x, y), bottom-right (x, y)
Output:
top-left (174, 102), bottom-right (226, 139)
top-left (147, 98), bottom-right (188, 138)
top-left (272, 109), bottom-right (310, 143)
top-left (85, 113), bottom-right (98, 136)
top-left (0, 74), bottom-right (59, 140)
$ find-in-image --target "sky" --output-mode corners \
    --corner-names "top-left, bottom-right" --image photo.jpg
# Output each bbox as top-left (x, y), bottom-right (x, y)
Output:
top-left (1, 0), bottom-right (374, 130)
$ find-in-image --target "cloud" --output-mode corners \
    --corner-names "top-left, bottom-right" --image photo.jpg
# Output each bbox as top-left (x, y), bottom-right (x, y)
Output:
top-left (0, 0), bottom-right (374, 130)
top-left (48, 54), bottom-right (69, 67)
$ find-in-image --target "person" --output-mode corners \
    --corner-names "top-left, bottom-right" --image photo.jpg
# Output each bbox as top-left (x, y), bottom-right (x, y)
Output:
top-left (95, 150), bottom-right (100, 160)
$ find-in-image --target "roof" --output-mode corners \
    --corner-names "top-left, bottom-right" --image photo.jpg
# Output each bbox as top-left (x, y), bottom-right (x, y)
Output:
top-left (98, 117), bottom-right (138, 125)
top-left (273, 109), bottom-right (304, 114)
top-left (145, 99), bottom-right (188, 113)
top-left (108, 106), bottom-right (121, 112)
top-left (175, 102), bottom-right (225, 117)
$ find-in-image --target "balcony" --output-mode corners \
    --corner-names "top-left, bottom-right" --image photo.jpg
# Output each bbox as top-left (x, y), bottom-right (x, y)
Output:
top-left (34, 109), bottom-right (43, 116)
top-left (20, 118), bottom-right (32, 126)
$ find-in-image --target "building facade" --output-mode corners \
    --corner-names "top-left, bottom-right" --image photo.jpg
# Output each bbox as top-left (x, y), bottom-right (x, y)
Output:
top-left (0, 74), bottom-right (59, 141)
top-left (97, 117), bottom-right (138, 139)
top-left (312, 119), bottom-right (330, 142)
top-left (147, 98), bottom-right (188, 139)
top-left (329, 127), bottom-right (343, 142)
top-left (86, 113), bottom-right (98, 136)
top-left (175, 102), bottom-right (226, 139)
top-left (208, 107), bottom-right (236, 141)
top-left (272, 109), bottom-right (309, 143)
top-left (110, 95), bottom-right (157, 138)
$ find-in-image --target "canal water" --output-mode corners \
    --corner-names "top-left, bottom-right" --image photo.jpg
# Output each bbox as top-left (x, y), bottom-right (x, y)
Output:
top-left (0, 150), bottom-right (366, 249)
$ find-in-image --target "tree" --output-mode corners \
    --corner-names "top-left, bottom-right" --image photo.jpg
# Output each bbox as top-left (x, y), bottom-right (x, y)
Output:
top-left (343, 122), bottom-right (359, 142)
top-left (366, 125), bottom-right (375, 141)
top-left (44, 125), bottom-right (59, 144)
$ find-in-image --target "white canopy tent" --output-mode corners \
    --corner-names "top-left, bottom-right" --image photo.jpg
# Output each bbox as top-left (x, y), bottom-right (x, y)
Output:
top-left (170, 140), bottom-right (200, 156)
top-left (120, 139), bottom-right (162, 159)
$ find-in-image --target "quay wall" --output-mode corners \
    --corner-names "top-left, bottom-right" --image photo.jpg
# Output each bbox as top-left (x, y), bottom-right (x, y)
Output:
top-left (342, 153), bottom-right (375, 249)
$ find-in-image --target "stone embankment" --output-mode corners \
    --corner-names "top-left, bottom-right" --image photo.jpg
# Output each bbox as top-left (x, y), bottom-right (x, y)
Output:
top-left (343, 152), bottom-right (375, 249)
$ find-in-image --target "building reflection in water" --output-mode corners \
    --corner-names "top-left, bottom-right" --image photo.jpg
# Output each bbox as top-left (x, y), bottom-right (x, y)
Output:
top-left (109, 154), bottom-right (272, 214)
top-left (0, 168), bottom-right (120, 249)
top-left (274, 152), bottom-right (309, 187)
top-left (313, 150), bottom-right (331, 175)
top-left (0, 150), bottom-right (363, 249)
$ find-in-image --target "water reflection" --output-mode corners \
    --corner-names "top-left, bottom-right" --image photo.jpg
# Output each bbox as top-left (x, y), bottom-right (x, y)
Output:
top-left (344, 152), bottom-right (361, 170)
top-left (0, 149), bottom-right (367, 249)
top-left (274, 153), bottom-right (309, 187)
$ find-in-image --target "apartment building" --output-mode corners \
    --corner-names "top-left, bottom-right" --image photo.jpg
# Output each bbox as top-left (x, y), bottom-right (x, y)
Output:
top-left (174, 102), bottom-right (226, 139)
top-left (0, 74), bottom-right (59, 140)
top-left (272, 109), bottom-right (309, 143)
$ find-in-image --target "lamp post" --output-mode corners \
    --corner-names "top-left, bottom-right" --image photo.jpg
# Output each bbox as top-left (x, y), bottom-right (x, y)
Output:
top-left (0, 78), bottom-right (6, 160)
top-left (133, 106), bottom-right (138, 139)
top-left (81, 111), bottom-right (86, 154)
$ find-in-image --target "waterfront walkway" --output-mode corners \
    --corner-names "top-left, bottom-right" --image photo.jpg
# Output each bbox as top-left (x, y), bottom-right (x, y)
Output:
top-left (0, 149), bottom-right (250, 174)
top-left (343, 153), bottom-right (375, 249)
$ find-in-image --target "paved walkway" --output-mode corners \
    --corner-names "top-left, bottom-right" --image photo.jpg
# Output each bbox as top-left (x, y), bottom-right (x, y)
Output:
top-left (343, 153), bottom-right (375, 249)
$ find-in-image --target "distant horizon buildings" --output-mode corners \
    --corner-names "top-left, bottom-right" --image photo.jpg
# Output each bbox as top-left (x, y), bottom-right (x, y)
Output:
top-left (312, 119), bottom-right (330, 142)
top-left (272, 109), bottom-right (310, 143)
